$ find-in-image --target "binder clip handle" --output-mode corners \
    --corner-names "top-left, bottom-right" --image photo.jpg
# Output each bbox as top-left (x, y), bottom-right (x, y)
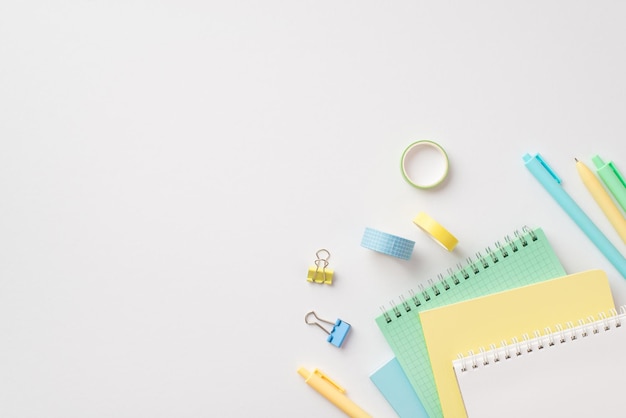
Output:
top-left (315, 249), bottom-right (331, 264)
top-left (307, 249), bottom-right (334, 284)
top-left (305, 311), bottom-right (334, 335)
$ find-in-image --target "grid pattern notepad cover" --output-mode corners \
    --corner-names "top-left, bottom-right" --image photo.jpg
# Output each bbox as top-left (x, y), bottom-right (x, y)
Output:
top-left (374, 227), bottom-right (566, 418)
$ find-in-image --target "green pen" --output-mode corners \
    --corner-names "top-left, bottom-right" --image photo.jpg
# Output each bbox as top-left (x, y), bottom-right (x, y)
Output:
top-left (592, 155), bottom-right (626, 212)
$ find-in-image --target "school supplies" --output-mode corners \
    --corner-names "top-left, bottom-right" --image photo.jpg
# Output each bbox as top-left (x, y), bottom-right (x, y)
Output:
top-left (369, 357), bottom-right (429, 418)
top-left (523, 153), bottom-right (626, 279)
top-left (298, 367), bottom-right (372, 418)
top-left (453, 307), bottom-right (626, 418)
top-left (360, 227), bottom-right (415, 260)
top-left (412, 212), bottom-right (458, 251)
top-left (400, 140), bottom-right (450, 189)
top-left (575, 158), bottom-right (626, 243)
top-left (305, 311), bottom-right (351, 348)
top-left (375, 226), bottom-right (565, 418)
top-left (307, 249), bottom-right (334, 284)
top-left (592, 154), bottom-right (626, 212)
top-left (419, 269), bottom-right (615, 418)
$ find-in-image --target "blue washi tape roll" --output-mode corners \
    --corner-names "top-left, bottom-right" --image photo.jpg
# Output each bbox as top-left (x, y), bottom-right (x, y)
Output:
top-left (360, 227), bottom-right (415, 260)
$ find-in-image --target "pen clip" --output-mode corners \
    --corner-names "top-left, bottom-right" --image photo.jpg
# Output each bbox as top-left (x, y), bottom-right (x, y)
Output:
top-left (609, 162), bottom-right (626, 187)
top-left (314, 369), bottom-right (346, 394)
top-left (535, 154), bottom-right (562, 184)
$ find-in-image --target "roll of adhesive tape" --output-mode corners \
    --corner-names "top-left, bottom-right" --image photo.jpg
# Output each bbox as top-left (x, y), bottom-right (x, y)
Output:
top-left (360, 227), bottom-right (415, 260)
top-left (400, 140), bottom-right (449, 189)
top-left (413, 212), bottom-right (458, 251)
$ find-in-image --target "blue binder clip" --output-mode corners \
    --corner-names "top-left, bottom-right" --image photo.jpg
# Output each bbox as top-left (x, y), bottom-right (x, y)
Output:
top-left (305, 311), bottom-right (352, 348)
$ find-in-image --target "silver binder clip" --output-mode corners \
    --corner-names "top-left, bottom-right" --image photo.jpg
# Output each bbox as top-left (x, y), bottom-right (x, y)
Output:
top-left (306, 249), bottom-right (334, 284)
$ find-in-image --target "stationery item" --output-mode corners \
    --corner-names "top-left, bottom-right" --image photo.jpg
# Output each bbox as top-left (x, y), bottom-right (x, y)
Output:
top-left (307, 249), bottom-right (334, 284)
top-left (400, 140), bottom-right (449, 189)
top-left (369, 357), bottom-right (429, 418)
top-left (375, 226), bottom-right (565, 418)
top-left (575, 158), bottom-right (626, 243)
top-left (592, 154), bottom-right (626, 212)
top-left (298, 367), bottom-right (372, 418)
top-left (413, 211), bottom-right (458, 251)
top-left (452, 306), bottom-right (626, 418)
top-left (361, 227), bottom-right (415, 260)
top-left (419, 269), bottom-right (615, 418)
top-left (523, 153), bottom-right (626, 279)
top-left (305, 311), bottom-right (351, 348)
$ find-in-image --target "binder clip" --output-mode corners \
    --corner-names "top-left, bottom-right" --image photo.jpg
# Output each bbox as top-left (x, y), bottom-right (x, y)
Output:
top-left (305, 311), bottom-right (351, 348)
top-left (307, 249), bottom-right (334, 284)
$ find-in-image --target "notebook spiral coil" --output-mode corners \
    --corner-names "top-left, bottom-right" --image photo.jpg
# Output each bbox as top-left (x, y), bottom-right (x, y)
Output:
top-left (380, 226), bottom-right (538, 324)
top-left (455, 306), bottom-right (626, 373)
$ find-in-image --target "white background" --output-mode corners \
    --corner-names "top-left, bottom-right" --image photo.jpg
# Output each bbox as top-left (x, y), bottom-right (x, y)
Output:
top-left (1, 1), bottom-right (625, 417)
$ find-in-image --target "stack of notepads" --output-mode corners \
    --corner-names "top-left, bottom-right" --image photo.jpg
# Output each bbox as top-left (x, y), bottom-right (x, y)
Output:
top-left (371, 227), bottom-right (625, 417)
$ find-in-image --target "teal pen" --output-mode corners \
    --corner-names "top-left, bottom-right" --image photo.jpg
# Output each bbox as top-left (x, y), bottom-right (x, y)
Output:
top-left (523, 153), bottom-right (626, 280)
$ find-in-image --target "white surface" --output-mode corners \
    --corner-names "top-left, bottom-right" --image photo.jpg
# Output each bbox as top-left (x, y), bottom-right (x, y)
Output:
top-left (1, 2), bottom-right (625, 417)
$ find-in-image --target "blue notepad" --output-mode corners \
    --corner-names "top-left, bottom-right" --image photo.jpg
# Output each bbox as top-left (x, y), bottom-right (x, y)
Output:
top-left (370, 357), bottom-right (429, 418)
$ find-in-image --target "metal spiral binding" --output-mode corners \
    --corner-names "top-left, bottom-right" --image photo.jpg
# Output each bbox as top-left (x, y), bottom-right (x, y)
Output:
top-left (511, 337), bottom-right (522, 357)
top-left (475, 252), bottom-right (489, 269)
top-left (486, 246), bottom-right (498, 263)
top-left (505, 235), bottom-right (518, 252)
top-left (458, 262), bottom-right (470, 280)
top-left (580, 318), bottom-right (589, 337)
top-left (380, 306), bottom-right (392, 323)
top-left (495, 240), bottom-right (508, 258)
top-left (447, 267), bottom-right (460, 285)
top-left (546, 327), bottom-right (555, 346)
top-left (566, 322), bottom-right (577, 340)
top-left (522, 334), bottom-right (533, 352)
top-left (380, 227), bottom-right (540, 323)
top-left (408, 289), bottom-right (421, 308)
top-left (479, 347), bottom-right (489, 366)
top-left (534, 330), bottom-right (543, 349)
top-left (501, 339), bottom-right (511, 359)
top-left (438, 273), bottom-right (450, 291)
top-left (515, 229), bottom-right (528, 246)
top-left (555, 324), bottom-right (565, 343)
top-left (427, 279), bottom-right (441, 296)
top-left (418, 283), bottom-right (431, 301)
top-left (399, 294), bottom-right (411, 313)
top-left (466, 256), bottom-right (480, 274)
top-left (523, 226), bottom-right (538, 241)
top-left (391, 302), bottom-right (402, 319)
top-left (488, 344), bottom-right (498, 361)
top-left (455, 306), bottom-right (626, 373)
top-left (456, 353), bottom-right (467, 372)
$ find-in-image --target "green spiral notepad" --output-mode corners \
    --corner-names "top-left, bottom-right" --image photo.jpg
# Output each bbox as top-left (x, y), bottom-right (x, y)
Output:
top-left (375, 227), bottom-right (566, 418)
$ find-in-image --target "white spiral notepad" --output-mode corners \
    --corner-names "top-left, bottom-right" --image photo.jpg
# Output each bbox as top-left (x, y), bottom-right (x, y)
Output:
top-left (453, 308), bottom-right (626, 418)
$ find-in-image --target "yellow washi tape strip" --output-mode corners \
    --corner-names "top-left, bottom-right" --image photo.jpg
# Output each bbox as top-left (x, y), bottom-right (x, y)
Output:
top-left (413, 212), bottom-right (458, 251)
top-left (400, 140), bottom-right (449, 189)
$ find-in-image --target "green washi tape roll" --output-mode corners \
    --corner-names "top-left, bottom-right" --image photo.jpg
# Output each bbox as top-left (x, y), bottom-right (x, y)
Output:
top-left (400, 140), bottom-right (450, 189)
